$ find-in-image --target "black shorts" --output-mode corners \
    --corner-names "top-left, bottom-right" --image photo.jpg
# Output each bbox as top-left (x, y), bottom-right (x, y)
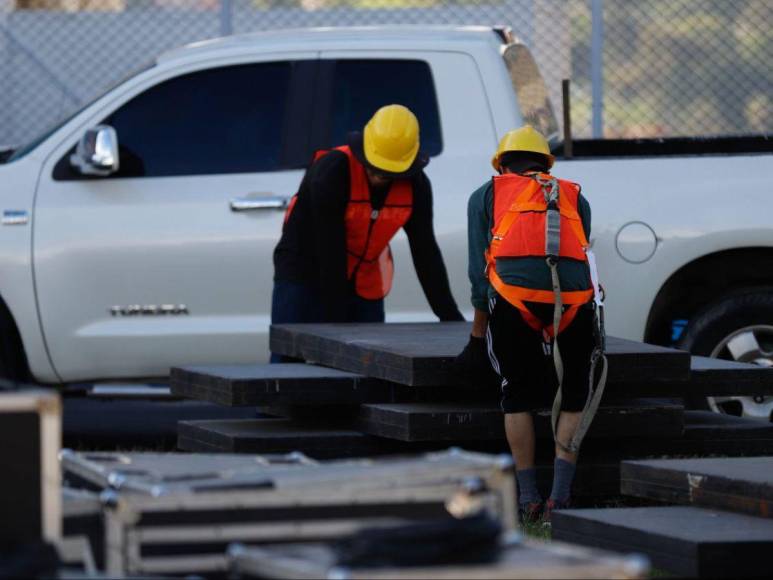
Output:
top-left (486, 295), bottom-right (595, 414)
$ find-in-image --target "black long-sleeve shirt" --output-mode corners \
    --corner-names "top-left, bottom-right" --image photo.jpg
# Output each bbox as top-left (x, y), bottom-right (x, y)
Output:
top-left (273, 149), bottom-right (463, 323)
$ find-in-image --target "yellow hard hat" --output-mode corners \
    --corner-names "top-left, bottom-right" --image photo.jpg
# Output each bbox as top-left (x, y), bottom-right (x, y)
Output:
top-left (363, 104), bottom-right (420, 174)
top-left (491, 125), bottom-right (555, 172)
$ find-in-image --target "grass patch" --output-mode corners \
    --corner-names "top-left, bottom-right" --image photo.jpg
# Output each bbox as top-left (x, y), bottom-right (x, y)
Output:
top-left (520, 519), bottom-right (552, 541)
top-left (649, 568), bottom-right (675, 577)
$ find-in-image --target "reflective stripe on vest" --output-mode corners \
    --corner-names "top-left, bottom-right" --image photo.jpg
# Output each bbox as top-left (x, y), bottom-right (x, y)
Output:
top-left (486, 172), bottom-right (592, 335)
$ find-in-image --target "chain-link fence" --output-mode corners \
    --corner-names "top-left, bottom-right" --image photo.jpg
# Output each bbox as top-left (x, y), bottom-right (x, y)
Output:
top-left (1, 0), bottom-right (771, 146)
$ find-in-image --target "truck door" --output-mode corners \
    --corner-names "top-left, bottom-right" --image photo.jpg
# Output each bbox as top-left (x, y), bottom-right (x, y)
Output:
top-left (33, 55), bottom-right (317, 382)
top-left (314, 53), bottom-right (496, 320)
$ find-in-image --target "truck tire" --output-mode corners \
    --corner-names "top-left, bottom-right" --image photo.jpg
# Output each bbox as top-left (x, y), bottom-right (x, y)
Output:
top-left (678, 291), bottom-right (773, 421)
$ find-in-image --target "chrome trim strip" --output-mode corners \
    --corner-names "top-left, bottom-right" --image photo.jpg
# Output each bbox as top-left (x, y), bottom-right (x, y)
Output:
top-left (230, 196), bottom-right (289, 212)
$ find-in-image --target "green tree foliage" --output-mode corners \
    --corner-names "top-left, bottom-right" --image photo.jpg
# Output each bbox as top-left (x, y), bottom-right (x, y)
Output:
top-left (600, 0), bottom-right (771, 137)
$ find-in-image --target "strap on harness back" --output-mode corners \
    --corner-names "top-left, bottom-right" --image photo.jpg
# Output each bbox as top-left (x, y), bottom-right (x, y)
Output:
top-left (536, 175), bottom-right (561, 261)
top-left (527, 174), bottom-right (608, 456)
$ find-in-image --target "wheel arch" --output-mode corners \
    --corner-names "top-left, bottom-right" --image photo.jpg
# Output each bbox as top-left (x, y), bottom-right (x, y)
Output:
top-left (0, 290), bottom-right (32, 382)
top-left (644, 247), bottom-right (773, 346)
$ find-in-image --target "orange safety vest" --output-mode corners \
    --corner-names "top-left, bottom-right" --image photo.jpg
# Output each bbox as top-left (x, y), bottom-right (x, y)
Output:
top-left (486, 172), bottom-right (593, 336)
top-left (284, 145), bottom-right (413, 300)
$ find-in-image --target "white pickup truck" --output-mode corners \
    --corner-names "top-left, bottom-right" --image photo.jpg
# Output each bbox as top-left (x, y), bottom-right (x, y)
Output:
top-left (1, 26), bottom-right (772, 419)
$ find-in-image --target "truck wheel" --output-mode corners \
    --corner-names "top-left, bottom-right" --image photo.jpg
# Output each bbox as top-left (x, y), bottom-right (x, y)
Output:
top-left (678, 291), bottom-right (773, 421)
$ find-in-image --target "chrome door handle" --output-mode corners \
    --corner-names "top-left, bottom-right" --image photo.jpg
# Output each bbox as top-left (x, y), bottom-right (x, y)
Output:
top-left (230, 195), bottom-right (290, 212)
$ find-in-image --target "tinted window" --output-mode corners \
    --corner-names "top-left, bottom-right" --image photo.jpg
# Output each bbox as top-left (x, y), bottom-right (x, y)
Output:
top-left (102, 63), bottom-right (291, 177)
top-left (330, 60), bottom-right (442, 156)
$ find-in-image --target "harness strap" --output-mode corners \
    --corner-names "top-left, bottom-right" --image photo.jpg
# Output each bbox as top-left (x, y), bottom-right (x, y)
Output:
top-left (547, 258), bottom-right (569, 453)
top-left (531, 175), bottom-right (606, 456)
top-left (538, 175), bottom-right (561, 259)
top-left (563, 249), bottom-right (608, 453)
top-left (486, 265), bottom-right (591, 334)
top-left (519, 305), bottom-right (581, 337)
top-left (587, 249), bottom-right (606, 350)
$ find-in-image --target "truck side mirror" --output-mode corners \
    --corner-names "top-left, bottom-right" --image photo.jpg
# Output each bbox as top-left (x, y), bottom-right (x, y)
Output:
top-left (70, 125), bottom-right (120, 176)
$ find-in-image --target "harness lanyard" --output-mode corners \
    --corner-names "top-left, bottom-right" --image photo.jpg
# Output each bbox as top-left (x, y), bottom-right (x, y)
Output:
top-left (532, 175), bottom-right (608, 456)
top-left (570, 249), bottom-right (608, 454)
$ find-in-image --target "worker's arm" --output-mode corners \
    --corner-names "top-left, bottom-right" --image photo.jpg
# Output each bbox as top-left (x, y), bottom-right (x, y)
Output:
top-left (467, 182), bottom-right (494, 314)
top-left (403, 173), bottom-right (464, 322)
top-left (471, 308), bottom-right (489, 338)
top-left (451, 182), bottom-right (497, 385)
top-left (308, 153), bottom-right (351, 322)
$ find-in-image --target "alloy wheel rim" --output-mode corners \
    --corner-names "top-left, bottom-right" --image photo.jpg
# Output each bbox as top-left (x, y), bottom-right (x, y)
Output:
top-left (707, 324), bottom-right (773, 421)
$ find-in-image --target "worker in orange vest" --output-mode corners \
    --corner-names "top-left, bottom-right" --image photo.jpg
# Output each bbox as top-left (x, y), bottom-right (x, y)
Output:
top-left (271, 105), bottom-right (463, 361)
top-left (458, 125), bottom-right (606, 522)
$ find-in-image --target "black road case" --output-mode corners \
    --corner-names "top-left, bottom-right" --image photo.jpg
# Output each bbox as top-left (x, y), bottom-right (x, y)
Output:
top-left (0, 390), bottom-right (61, 550)
top-left (83, 449), bottom-right (516, 576)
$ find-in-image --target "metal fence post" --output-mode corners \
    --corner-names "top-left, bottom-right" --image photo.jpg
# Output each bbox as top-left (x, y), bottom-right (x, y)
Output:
top-left (591, 0), bottom-right (604, 138)
top-left (0, 1), bottom-right (9, 145)
top-left (220, 0), bottom-right (233, 37)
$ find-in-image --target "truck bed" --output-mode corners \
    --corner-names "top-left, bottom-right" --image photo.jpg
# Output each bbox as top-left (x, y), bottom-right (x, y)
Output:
top-left (554, 134), bottom-right (773, 160)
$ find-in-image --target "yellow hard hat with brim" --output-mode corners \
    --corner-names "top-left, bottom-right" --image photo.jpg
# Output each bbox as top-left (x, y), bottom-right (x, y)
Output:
top-left (363, 104), bottom-right (420, 175)
top-left (491, 125), bottom-right (555, 172)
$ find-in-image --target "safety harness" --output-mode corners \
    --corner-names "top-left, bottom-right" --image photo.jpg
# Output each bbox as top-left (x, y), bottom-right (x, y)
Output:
top-left (487, 172), bottom-right (608, 454)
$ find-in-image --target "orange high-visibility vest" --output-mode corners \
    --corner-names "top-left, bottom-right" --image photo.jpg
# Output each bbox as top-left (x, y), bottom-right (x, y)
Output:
top-left (284, 145), bottom-right (413, 300)
top-left (486, 172), bottom-right (593, 335)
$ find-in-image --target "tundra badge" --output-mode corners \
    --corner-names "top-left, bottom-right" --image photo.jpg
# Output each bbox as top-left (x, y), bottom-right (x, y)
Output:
top-left (2, 210), bottom-right (29, 225)
top-left (109, 304), bottom-right (189, 316)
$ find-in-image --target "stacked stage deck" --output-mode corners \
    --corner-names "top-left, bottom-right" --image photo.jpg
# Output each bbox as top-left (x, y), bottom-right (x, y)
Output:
top-left (268, 322), bottom-right (689, 386)
top-left (552, 456), bottom-right (773, 578)
top-left (173, 322), bottom-right (773, 499)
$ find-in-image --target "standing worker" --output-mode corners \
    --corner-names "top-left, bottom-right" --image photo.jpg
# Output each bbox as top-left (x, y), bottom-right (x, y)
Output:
top-left (457, 126), bottom-right (606, 522)
top-left (271, 104), bottom-right (463, 360)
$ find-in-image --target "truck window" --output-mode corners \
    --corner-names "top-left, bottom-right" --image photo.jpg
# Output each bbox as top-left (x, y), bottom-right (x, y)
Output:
top-left (99, 62), bottom-right (292, 177)
top-left (328, 60), bottom-right (442, 156)
top-left (7, 62), bottom-right (155, 164)
top-left (502, 44), bottom-right (560, 144)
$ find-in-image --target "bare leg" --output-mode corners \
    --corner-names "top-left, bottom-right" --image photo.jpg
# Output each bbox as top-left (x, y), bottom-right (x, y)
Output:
top-left (555, 410), bottom-right (581, 464)
top-left (504, 412), bottom-right (536, 469)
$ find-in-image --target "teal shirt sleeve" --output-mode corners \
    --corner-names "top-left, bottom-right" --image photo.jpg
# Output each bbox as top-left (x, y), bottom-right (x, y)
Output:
top-left (467, 181), bottom-right (493, 311)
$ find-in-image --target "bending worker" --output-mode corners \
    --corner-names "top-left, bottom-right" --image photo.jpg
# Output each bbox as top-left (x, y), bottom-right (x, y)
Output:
top-left (271, 104), bottom-right (463, 358)
top-left (458, 125), bottom-right (605, 522)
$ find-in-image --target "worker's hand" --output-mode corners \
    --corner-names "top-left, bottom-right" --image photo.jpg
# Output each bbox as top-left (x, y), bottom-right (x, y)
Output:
top-left (451, 335), bottom-right (499, 388)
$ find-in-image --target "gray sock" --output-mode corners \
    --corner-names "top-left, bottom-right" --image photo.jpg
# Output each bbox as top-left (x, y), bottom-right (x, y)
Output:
top-left (516, 468), bottom-right (541, 506)
top-left (549, 458), bottom-right (576, 503)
